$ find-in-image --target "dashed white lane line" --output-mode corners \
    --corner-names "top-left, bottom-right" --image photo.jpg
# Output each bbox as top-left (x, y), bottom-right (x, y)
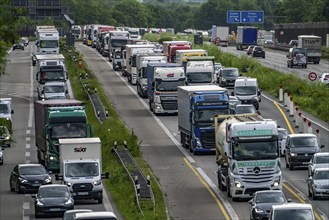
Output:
top-left (23, 202), bottom-right (30, 210)
top-left (26, 143), bottom-right (30, 149)
top-left (25, 151), bottom-right (31, 157)
top-left (26, 137), bottom-right (31, 142)
top-left (26, 129), bottom-right (31, 135)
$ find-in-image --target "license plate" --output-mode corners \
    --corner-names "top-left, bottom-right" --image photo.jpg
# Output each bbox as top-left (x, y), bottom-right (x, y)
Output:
top-left (78, 192), bottom-right (88, 195)
top-left (32, 184), bottom-right (41, 187)
top-left (302, 162), bottom-right (309, 165)
top-left (49, 208), bottom-right (60, 211)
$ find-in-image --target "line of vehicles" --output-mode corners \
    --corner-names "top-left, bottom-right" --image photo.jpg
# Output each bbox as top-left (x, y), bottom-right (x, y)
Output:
top-left (84, 23), bottom-right (328, 219)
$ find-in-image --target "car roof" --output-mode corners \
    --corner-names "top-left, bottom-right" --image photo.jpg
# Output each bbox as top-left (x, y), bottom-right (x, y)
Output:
top-left (255, 190), bottom-right (284, 195)
top-left (221, 67), bottom-right (238, 70)
top-left (272, 203), bottom-right (312, 210)
top-left (288, 133), bottom-right (317, 138)
top-left (74, 211), bottom-right (117, 219)
top-left (64, 209), bottom-right (93, 214)
top-left (39, 184), bottom-right (67, 189)
top-left (236, 104), bottom-right (254, 108)
top-left (314, 152), bottom-right (329, 157)
top-left (278, 128), bottom-right (287, 131)
top-left (18, 163), bottom-right (44, 168)
top-left (313, 167), bottom-right (329, 172)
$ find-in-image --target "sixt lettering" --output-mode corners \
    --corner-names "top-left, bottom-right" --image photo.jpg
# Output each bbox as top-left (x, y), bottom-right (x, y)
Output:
top-left (74, 147), bottom-right (86, 152)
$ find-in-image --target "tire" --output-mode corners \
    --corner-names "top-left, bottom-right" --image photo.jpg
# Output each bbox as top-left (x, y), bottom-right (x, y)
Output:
top-left (312, 189), bottom-right (317, 200)
top-left (7, 143), bottom-right (11, 148)
top-left (218, 169), bottom-right (226, 191)
top-left (289, 164), bottom-right (294, 170)
top-left (305, 65), bottom-right (307, 68)
top-left (98, 199), bottom-right (103, 204)
top-left (262, 56), bottom-right (265, 59)
top-left (308, 186), bottom-right (312, 197)
top-left (285, 157), bottom-right (289, 168)
top-left (189, 138), bottom-right (193, 153)
top-left (35, 212), bottom-right (40, 218)
top-left (226, 178), bottom-right (231, 198)
top-left (16, 182), bottom-right (22, 194)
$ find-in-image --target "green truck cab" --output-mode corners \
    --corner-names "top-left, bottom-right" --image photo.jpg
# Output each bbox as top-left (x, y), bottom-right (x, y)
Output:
top-left (35, 100), bottom-right (93, 172)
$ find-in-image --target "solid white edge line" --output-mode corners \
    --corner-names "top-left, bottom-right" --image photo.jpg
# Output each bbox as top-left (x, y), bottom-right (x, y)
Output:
top-left (82, 44), bottom-right (241, 219)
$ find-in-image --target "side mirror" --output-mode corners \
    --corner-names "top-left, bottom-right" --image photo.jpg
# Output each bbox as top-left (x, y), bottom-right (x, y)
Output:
top-left (101, 172), bottom-right (110, 179)
top-left (41, 90), bottom-right (44, 94)
top-left (32, 195), bottom-right (36, 198)
top-left (287, 199), bottom-right (292, 203)
top-left (11, 110), bottom-right (14, 114)
top-left (320, 145), bottom-right (325, 148)
top-left (248, 200), bottom-right (253, 204)
top-left (65, 90), bottom-right (68, 94)
top-left (231, 91), bottom-right (235, 96)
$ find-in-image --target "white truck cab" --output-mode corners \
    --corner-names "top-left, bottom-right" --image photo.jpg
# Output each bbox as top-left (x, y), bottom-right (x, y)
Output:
top-left (35, 28), bottom-right (59, 54)
top-left (41, 81), bottom-right (68, 100)
top-left (233, 77), bottom-right (261, 110)
top-left (0, 98), bottom-right (14, 133)
top-left (185, 60), bottom-right (214, 85)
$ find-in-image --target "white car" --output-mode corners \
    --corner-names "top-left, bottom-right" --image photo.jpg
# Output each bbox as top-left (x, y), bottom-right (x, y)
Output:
top-left (278, 128), bottom-right (288, 156)
top-left (269, 203), bottom-right (315, 220)
top-left (308, 152), bottom-right (329, 176)
top-left (319, 73), bottom-right (329, 85)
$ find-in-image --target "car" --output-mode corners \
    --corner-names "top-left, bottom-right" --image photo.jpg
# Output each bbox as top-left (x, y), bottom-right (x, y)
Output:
top-left (21, 37), bottom-right (29, 46)
top-left (63, 209), bottom-right (93, 220)
top-left (278, 128), bottom-right (288, 156)
top-left (228, 96), bottom-right (241, 110)
top-left (234, 104), bottom-right (257, 114)
top-left (34, 184), bottom-right (74, 218)
top-left (13, 41), bottom-right (25, 50)
top-left (252, 46), bottom-right (265, 58)
top-left (308, 167), bottom-right (329, 200)
top-left (288, 40), bottom-right (298, 47)
top-left (73, 211), bottom-right (117, 220)
top-left (285, 134), bottom-right (325, 170)
top-left (41, 81), bottom-right (68, 100)
top-left (9, 164), bottom-right (52, 193)
top-left (249, 190), bottom-right (290, 220)
top-left (0, 147), bottom-right (4, 165)
top-left (0, 125), bottom-right (11, 147)
top-left (319, 73), bottom-right (329, 85)
top-left (246, 45), bottom-right (256, 55)
top-left (218, 67), bottom-right (239, 88)
top-left (264, 40), bottom-right (274, 45)
top-left (269, 203), bottom-right (315, 220)
top-left (308, 152), bottom-right (329, 176)
top-left (286, 47), bottom-right (307, 68)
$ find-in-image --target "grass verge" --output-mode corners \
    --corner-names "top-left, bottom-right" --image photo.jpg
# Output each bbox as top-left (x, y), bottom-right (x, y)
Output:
top-left (61, 45), bottom-right (168, 220)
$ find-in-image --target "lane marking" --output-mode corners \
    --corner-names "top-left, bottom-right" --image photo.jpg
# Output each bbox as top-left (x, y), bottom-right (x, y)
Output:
top-left (23, 202), bottom-right (30, 210)
top-left (82, 44), bottom-right (238, 219)
top-left (184, 158), bottom-right (230, 220)
top-left (273, 101), bottom-right (294, 134)
top-left (25, 151), bottom-right (30, 157)
top-left (26, 143), bottom-right (30, 149)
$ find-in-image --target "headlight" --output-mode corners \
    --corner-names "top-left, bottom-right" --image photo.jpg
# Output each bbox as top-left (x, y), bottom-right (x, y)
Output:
top-left (290, 152), bottom-right (297, 157)
top-left (255, 208), bottom-right (265, 213)
top-left (234, 179), bottom-right (243, 188)
top-left (221, 77), bottom-right (226, 82)
top-left (66, 182), bottom-right (72, 187)
top-left (5, 136), bottom-right (10, 140)
top-left (44, 177), bottom-right (52, 183)
top-left (6, 117), bottom-right (10, 121)
top-left (36, 200), bottom-right (44, 206)
top-left (195, 138), bottom-right (202, 147)
top-left (49, 156), bottom-right (58, 161)
top-left (65, 199), bottom-right (73, 205)
top-left (18, 177), bottom-right (27, 183)
top-left (93, 179), bottom-right (102, 186)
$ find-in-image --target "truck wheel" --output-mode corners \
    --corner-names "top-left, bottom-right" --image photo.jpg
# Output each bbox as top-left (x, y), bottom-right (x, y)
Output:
top-left (218, 169), bottom-right (226, 191)
top-left (97, 199), bottom-right (103, 204)
top-left (180, 132), bottom-right (186, 148)
top-left (226, 178), bottom-right (231, 198)
top-left (149, 101), bottom-right (153, 112)
top-left (189, 139), bottom-right (194, 153)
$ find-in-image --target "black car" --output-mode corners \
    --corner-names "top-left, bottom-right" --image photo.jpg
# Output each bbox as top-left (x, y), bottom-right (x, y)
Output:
top-left (249, 190), bottom-right (290, 220)
top-left (0, 125), bottom-right (11, 147)
top-left (10, 164), bottom-right (52, 193)
top-left (34, 184), bottom-right (74, 218)
top-left (218, 67), bottom-right (240, 88)
top-left (13, 42), bottom-right (25, 50)
top-left (252, 46), bottom-right (265, 58)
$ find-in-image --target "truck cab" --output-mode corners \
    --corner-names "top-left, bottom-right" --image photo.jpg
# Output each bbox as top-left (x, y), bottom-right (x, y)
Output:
top-left (0, 98), bottom-right (14, 133)
top-left (233, 77), bottom-right (261, 110)
top-left (41, 81), bottom-right (68, 100)
top-left (286, 47), bottom-right (308, 68)
top-left (185, 56), bottom-right (215, 85)
top-left (162, 41), bottom-right (192, 63)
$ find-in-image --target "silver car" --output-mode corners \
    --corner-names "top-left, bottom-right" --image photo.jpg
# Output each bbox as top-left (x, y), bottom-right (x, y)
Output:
top-left (308, 167), bottom-right (329, 200)
top-left (308, 152), bottom-right (329, 176)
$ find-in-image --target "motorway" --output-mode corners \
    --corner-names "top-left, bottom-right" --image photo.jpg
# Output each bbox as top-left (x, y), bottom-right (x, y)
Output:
top-left (0, 43), bottom-right (328, 220)
top-left (75, 43), bottom-right (329, 220)
top-left (0, 45), bottom-right (122, 220)
top-left (219, 46), bottom-right (329, 81)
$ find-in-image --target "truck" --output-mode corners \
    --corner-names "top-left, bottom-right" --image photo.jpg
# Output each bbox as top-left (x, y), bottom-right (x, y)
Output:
top-left (298, 35), bottom-right (322, 64)
top-left (162, 41), bottom-right (192, 63)
top-left (124, 44), bottom-right (155, 85)
top-left (211, 26), bottom-right (229, 47)
top-left (147, 63), bottom-right (185, 115)
top-left (177, 85), bottom-right (230, 154)
top-left (107, 31), bottom-right (130, 67)
top-left (56, 138), bottom-right (109, 204)
top-left (236, 26), bottom-right (258, 50)
top-left (214, 114), bottom-right (282, 200)
top-left (175, 49), bottom-right (208, 66)
top-left (128, 28), bottom-right (141, 40)
top-left (185, 56), bottom-right (215, 85)
top-left (0, 98), bottom-right (14, 133)
top-left (232, 77), bottom-right (261, 110)
top-left (34, 99), bottom-right (93, 172)
top-left (91, 25), bottom-right (115, 48)
top-left (35, 26), bottom-right (59, 54)
top-left (136, 53), bottom-right (167, 98)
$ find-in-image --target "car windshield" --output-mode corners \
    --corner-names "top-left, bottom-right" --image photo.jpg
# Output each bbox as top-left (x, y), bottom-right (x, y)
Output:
top-left (235, 86), bottom-right (257, 96)
top-left (291, 137), bottom-right (318, 148)
top-left (222, 69), bottom-right (239, 77)
top-left (51, 123), bottom-right (87, 138)
top-left (254, 47), bottom-right (263, 51)
top-left (273, 209), bottom-right (314, 220)
top-left (235, 106), bottom-right (256, 114)
top-left (255, 192), bottom-right (285, 203)
top-left (40, 40), bottom-right (58, 49)
top-left (233, 140), bottom-right (278, 160)
top-left (0, 104), bottom-right (9, 114)
top-left (44, 85), bottom-right (64, 93)
top-left (155, 79), bottom-right (185, 91)
top-left (19, 166), bottom-right (47, 175)
top-left (38, 187), bottom-right (69, 198)
top-left (314, 170), bottom-right (329, 179)
top-left (187, 72), bottom-right (212, 83)
top-left (65, 162), bottom-right (99, 177)
top-left (315, 156), bottom-right (329, 164)
top-left (278, 130), bottom-right (288, 139)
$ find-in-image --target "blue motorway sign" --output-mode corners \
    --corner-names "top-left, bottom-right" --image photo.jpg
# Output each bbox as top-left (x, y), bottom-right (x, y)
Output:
top-left (241, 11), bottom-right (264, 23)
top-left (227, 11), bottom-right (241, 24)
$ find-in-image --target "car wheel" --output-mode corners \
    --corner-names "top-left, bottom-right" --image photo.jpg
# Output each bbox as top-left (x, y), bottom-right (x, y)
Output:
top-left (7, 143), bottom-right (11, 147)
top-left (16, 182), bottom-right (22, 194)
top-left (263, 56), bottom-right (265, 59)
top-left (35, 212), bottom-right (40, 218)
top-left (289, 163), bottom-right (294, 170)
top-left (308, 185), bottom-right (312, 197)
top-left (98, 199), bottom-right (103, 204)
top-left (10, 180), bottom-right (14, 192)
top-left (285, 156), bottom-right (289, 168)
top-left (312, 188), bottom-right (317, 200)
top-left (226, 177), bottom-right (231, 198)
top-left (189, 139), bottom-right (194, 153)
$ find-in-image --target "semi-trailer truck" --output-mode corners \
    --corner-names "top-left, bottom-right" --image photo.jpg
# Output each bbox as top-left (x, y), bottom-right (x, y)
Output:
top-left (185, 56), bottom-right (215, 85)
top-left (215, 114), bottom-right (281, 200)
top-left (177, 85), bottom-right (230, 154)
top-left (162, 41), bottom-right (192, 63)
top-left (56, 138), bottom-right (109, 204)
top-left (34, 100), bottom-right (93, 172)
top-left (236, 26), bottom-right (258, 50)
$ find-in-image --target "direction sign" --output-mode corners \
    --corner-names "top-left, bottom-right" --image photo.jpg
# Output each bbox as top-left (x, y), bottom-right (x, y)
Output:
top-left (241, 11), bottom-right (264, 23)
top-left (227, 11), bottom-right (241, 24)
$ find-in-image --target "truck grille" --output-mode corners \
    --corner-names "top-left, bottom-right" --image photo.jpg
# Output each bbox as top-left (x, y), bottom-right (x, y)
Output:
top-left (200, 130), bottom-right (215, 149)
top-left (239, 167), bottom-right (275, 184)
top-left (72, 183), bottom-right (93, 192)
top-left (161, 100), bottom-right (177, 110)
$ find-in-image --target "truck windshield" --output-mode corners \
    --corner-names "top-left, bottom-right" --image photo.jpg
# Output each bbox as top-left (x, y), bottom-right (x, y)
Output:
top-left (273, 209), bottom-right (314, 220)
top-left (0, 104), bottom-right (9, 114)
top-left (111, 39), bottom-right (128, 47)
top-left (51, 123), bottom-right (87, 138)
top-left (155, 79), bottom-right (185, 91)
top-left (186, 72), bottom-right (212, 83)
top-left (40, 40), bottom-right (58, 48)
top-left (235, 86), bottom-right (257, 96)
top-left (65, 162), bottom-right (99, 177)
top-left (44, 85), bottom-right (64, 93)
top-left (40, 71), bottom-right (65, 83)
top-left (233, 140), bottom-right (278, 160)
top-left (195, 108), bottom-right (230, 123)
